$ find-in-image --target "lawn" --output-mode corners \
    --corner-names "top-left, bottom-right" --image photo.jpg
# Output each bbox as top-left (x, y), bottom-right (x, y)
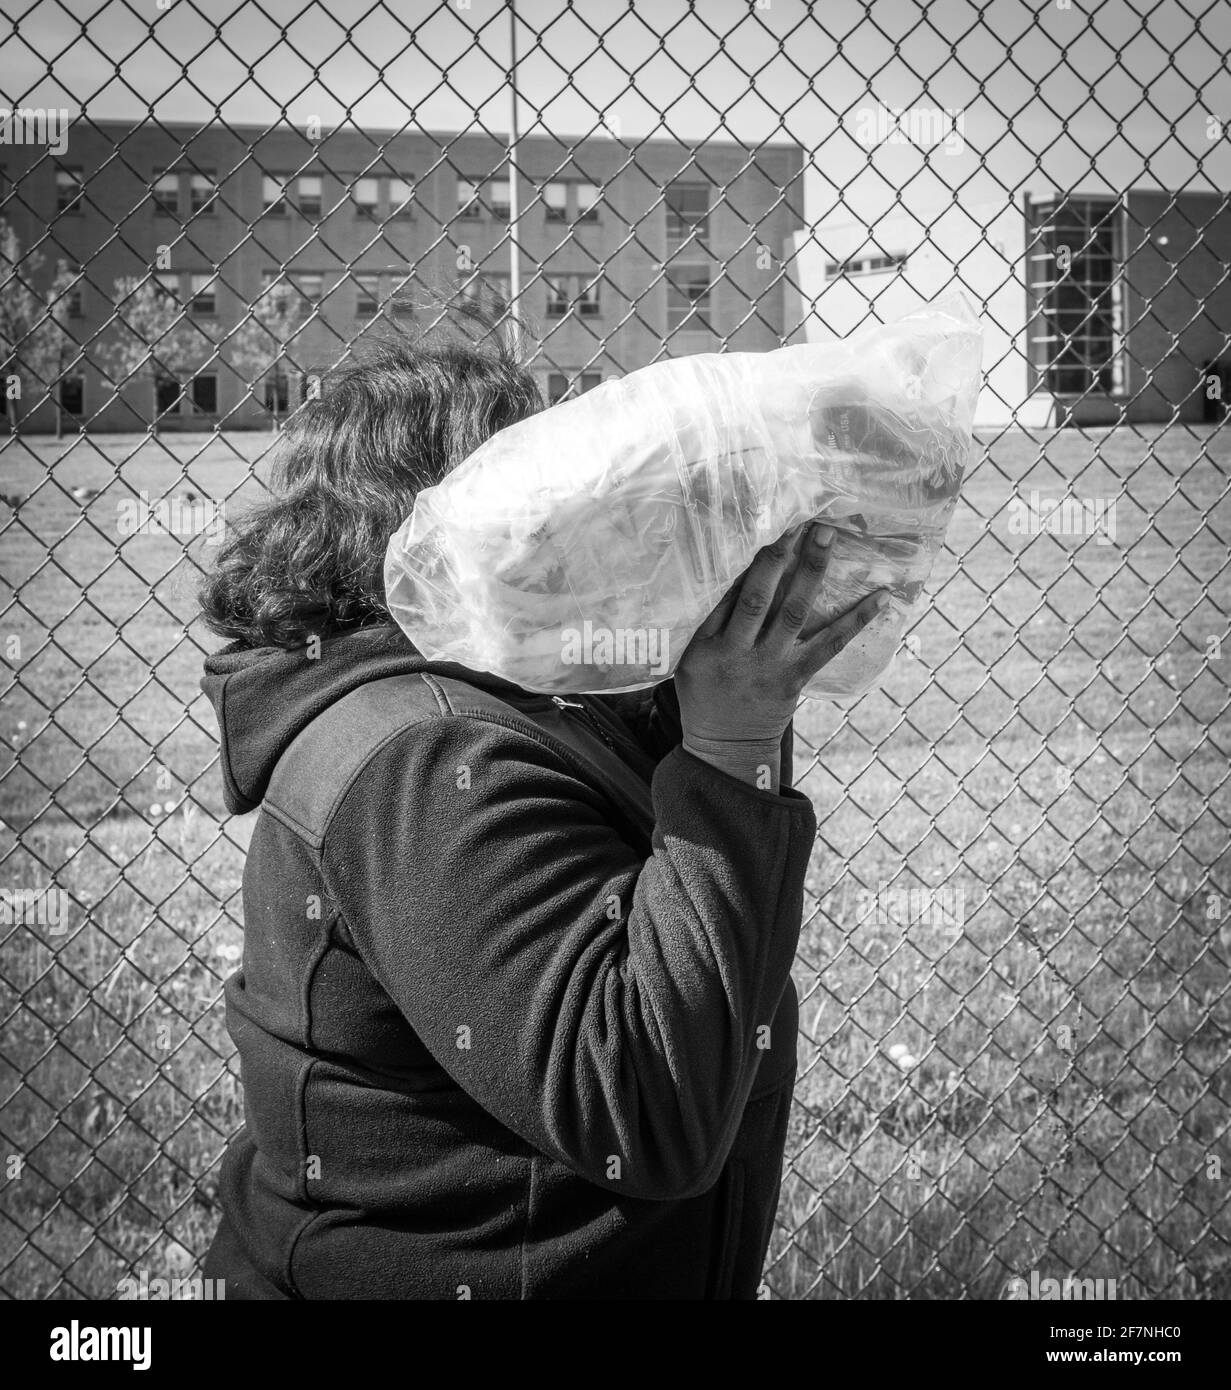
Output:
top-left (0, 421), bottom-right (1228, 1298)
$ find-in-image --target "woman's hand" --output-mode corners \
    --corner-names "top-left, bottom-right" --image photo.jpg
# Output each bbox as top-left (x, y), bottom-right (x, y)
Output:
top-left (674, 521), bottom-right (890, 789)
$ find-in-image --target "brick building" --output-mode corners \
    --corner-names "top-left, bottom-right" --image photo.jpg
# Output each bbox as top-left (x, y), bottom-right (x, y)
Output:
top-left (0, 121), bottom-right (805, 431)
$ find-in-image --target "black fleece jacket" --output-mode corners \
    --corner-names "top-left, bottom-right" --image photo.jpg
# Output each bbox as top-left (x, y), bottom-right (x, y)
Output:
top-left (201, 624), bottom-right (817, 1299)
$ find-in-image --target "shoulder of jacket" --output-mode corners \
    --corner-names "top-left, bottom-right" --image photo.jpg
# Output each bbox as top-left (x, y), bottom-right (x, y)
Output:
top-left (263, 671), bottom-right (561, 851)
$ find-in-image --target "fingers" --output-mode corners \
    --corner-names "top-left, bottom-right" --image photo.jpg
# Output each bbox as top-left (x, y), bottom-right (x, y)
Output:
top-left (692, 578), bottom-right (742, 640)
top-left (798, 589), bottom-right (892, 673)
top-left (725, 524), bottom-right (806, 645)
top-left (761, 522), bottom-right (834, 648)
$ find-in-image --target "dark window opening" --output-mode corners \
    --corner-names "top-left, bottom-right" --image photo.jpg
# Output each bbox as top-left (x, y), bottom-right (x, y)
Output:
top-left (155, 375), bottom-right (182, 417)
top-left (56, 167), bottom-right (83, 214)
top-left (263, 372), bottom-right (290, 413)
top-left (58, 376), bottom-right (84, 416)
top-left (190, 374), bottom-right (218, 415)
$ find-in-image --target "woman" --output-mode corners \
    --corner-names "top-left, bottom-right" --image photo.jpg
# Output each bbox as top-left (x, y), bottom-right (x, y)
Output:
top-left (199, 303), bottom-right (886, 1299)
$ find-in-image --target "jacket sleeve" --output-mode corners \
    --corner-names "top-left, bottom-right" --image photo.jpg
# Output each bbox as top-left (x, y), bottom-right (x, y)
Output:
top-left (599, 678), bottom-right (799, 788)
top-left (321, 714), bottom-right (815, 1202)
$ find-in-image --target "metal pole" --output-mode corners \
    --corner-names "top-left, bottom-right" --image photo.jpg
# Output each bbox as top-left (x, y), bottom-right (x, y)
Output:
top-left (506, 0), bottom-right (522, 319)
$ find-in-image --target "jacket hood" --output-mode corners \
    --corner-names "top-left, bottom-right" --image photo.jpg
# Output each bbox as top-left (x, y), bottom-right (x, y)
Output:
top-left (202, 624), bottom-right (537, 814)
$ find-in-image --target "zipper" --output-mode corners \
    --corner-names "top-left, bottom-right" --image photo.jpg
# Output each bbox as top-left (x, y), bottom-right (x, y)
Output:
top-left (551, 694), bottom-right (619, 753)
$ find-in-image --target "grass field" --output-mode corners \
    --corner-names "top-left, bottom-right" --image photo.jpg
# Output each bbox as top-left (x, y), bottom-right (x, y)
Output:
top-left (1, 422), bottom-right (1229, 1299)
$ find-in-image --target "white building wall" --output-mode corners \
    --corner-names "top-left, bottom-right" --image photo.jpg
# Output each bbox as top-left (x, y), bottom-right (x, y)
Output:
top-left (785, 199), bottom-right (1036, 427)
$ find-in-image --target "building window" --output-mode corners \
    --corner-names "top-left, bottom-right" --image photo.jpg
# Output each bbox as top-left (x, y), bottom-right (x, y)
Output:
top-left (666, 266), bottom-right (713, 332)
top-left (189, 273), bottom-right (216, 316)
top-left (152, 272), bottom-right (180, 303)
top-left (56, 166), bottom-right (83, 214)
top-left (58, 375), bottom-right (84, 416)
top-left (155, 375), bottom-right (182, 417)
top-left (190, 373), bottom-right (218, 416)
top-left (263, 371), bottom-right (290, 413)
top-left (546, 370), bottom-right (602, 404)
top-left (189, 171), bottom-right (215, 215)
top-left (1029, 196), bottom-right (1125, 396)
top-left (355, 273), bottom-right (381, 315)
top-left (575, 279), bottom-right (600, 317)
top-left (576, 181), bottom-right (600, 222)
top-left (65, 265), bottom-right (83, 318)
top-left (545, 274), bottom-right (600, 319)
top-left (460, 271), bottom-right (511, 304)
top-left (152, 171), bottom-right (179, 216)
top-left (297, 175), bottom-right (323, 217)
top-left (665, 181), bottom-right (710, 247)
top-left (543, 181), bottom-right (568, 221)
top-left (457, 178), bottom-right (482, 219)
top-left (263, 266), bottom-right (322, 308)
top-left (290, 272), bottom-right (323, 303)
top-left (825, 253), bottom-right (908, 277)
top-left (389, 176), bottom-right (414, 217)
top-left (262, 174), bottom-right (288, 216)
top-left (489, 178), bottom-right (511, 220)
top-left (351, 177), bottom-right (379, 218)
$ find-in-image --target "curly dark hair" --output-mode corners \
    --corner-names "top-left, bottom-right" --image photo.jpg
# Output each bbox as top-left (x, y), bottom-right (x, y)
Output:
top-left (199, 292), bottom-right (542, 649)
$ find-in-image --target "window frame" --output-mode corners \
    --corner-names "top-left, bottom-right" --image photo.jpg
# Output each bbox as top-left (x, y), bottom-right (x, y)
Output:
top-left (58, 374), bottom-right (85, 416)
top-left (65, 265), bottom-right (83, 319)
top-left (665, 180), bottom-right (711, 246)
top-left (152, 170), bottom-right (180, 217)
top-left (460, 270), bottom-right (511, 304)
top-left (154, 373), bottom-right (183, 418)
top-left (189, 372), bottom-right (219, 417)
top-left (55, 165), bottom-right (84, 215)
top-left (188, 272), bottom-right (217, 317)
top-left (542, 180), bottom-right (569, 222)
top-left (575, 181), bottom-right (601, 223)
top-left (296, 174), bottom-right (323, 218)
top-left (544, 274), bottom-right (570, 317)
top-left (1028, 194), bottom-right (1126, 398)
top-left (350, 176), bottom-right (380, 219)
top-left (665, 265), bottom-right (714, 333)
top-left (263, 370), bottom-right (290, 413)
top-left (262, 173), bottom-right (290, 217)
top-left (488, 176), bottom-right (512, 221)
top-left (388, 175), bottom-right (415, 218)
top-left (188, 170), bottom-right (216, 216)
top-left (151, 272), bottom-right (181, 305)
top-left (576, 278), bottom-right (601, 317)
top-left (354, 272), bottom-right (381, 316)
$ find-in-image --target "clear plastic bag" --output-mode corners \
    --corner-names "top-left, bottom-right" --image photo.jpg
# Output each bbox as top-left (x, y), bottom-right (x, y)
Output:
top-left (384, 294), bottom-right (983, 699)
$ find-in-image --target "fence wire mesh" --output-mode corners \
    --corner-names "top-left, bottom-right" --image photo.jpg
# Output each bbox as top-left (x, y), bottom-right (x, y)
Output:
top-left (1, 0), bottom-right (1229, 1300)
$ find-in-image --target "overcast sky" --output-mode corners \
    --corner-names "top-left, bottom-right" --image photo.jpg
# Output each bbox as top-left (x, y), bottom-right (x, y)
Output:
top-left (5, 0), bottom-right (1230, 224)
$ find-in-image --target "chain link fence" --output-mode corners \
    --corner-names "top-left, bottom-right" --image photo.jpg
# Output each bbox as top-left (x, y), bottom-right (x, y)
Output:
top-left (1, 0), bottom-right (1229, 1299)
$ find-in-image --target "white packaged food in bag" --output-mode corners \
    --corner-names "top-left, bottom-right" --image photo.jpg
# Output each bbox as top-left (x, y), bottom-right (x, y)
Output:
top-left (385, 294), bottom-right (983, 699)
